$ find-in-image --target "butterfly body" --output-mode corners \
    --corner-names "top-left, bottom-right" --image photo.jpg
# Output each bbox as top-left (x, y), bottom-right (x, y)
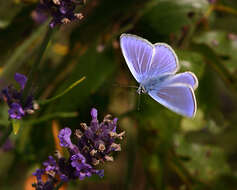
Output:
top-left (120, 33), bottom-right (198, 117)
top-left (138, 74), bottom-right (171, 94)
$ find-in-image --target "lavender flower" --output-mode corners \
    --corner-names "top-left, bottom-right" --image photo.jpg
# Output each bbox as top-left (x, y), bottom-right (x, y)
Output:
top-left (33, 0), bottom-right (85, 28)
top-left (0, 73), bottom-right (38, 120)
top-left (33, 108), bottom-right (125, 190)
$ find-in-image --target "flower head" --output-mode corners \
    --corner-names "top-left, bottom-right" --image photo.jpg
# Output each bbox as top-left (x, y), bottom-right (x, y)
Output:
top-left (1, 73), bottom-right (38, 120)
top-left (33, 0), bottom-right (85, 28)
top-left (32, 108), bottom-right (125, 189)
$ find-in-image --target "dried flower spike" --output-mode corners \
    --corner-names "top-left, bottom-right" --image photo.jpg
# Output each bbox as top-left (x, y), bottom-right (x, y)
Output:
top-left (33, 0), bottom-right (85, 28)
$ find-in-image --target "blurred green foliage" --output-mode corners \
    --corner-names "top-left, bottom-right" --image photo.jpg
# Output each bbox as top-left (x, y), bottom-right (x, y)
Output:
top-left (1, 0), bottom-right (237, 189)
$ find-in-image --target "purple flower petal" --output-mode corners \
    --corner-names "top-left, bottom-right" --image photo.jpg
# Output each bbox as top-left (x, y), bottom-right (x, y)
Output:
top-left (33, 169), bottom-right (44, 182)
top-left (95, 169), bottom-right (104, 178)
top-left (58, 127), bottom-right (73, 148)
top-left (60, 174), bottom-right (68, 182)
top-left (43, 156), bottom-right (58, 172)
top-left (91, 108), bottom-right (98, 120)
top-left (8, 103), bottom-right (25, 119)
top-left (14, 73), bottom-right (27, 89)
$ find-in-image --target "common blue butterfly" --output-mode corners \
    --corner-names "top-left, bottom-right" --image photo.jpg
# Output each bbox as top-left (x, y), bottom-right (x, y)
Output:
top-left (120, 34), bottom-right (198, 117)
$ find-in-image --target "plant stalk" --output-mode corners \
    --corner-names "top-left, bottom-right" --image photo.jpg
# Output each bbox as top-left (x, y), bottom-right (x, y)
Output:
top-left (22, 27), bottom-right (55, 105)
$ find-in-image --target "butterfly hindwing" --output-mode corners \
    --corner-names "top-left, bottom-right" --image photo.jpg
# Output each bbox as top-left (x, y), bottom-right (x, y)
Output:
top-left (165, 72), bottom-right (198, 90)
top-left (148, 83), bottom-right (196, 117)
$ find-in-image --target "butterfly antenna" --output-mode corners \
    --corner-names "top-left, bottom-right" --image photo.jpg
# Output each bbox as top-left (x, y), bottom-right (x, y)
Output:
top-left (113, 83), bottom-right (138, 89)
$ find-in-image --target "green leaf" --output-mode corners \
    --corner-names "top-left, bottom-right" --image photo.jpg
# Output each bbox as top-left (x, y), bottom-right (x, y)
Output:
top-left (175, 134), bottom-right (231, 181)
top-left (190, 43), bottom-right (237, 97)
top-left (51, 45), bottom-right (116, 112)
top-left (193, 31), bottom-right (237, 73)
top-left (0, 1), bottom-right (22, 28)
top-left (39, 76), bottom-right (86, 105)
top-left (181, 109), bottom-right (206, 132)
top-left (141, 0), bottom-right (208, 35)
top-left (24, 112), bottom-right (78, 125)
top-left (176, 49), bottom-right (205, 78)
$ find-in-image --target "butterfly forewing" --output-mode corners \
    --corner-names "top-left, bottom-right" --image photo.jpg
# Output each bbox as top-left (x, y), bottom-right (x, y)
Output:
top-left (120, 34), bottom-right (154, 82)
top-left (148, 84), bottom-right (196, 117)
top-left (147, 43), bottom-right (179, 78)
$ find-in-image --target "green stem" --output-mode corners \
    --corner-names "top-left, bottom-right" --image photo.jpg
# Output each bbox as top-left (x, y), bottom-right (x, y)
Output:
top-left (0, 22), bottom-right (48, 85)
top-left (0, 124), bottom-right (12, 147)
top-left (124, 131), bottom-right (137, 190)
top-left (22, 27), bottom-right (56, 105)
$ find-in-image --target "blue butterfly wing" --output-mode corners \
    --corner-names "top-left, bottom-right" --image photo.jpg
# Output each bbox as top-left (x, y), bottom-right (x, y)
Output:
top-left (166, 72), bottom-right (198, 90)
top-left (120, 34), bottom-right (154, 83)
top-left (148, 83), bottom-right (196, 117)
top-left (148, 43), bottom-right (179, 78)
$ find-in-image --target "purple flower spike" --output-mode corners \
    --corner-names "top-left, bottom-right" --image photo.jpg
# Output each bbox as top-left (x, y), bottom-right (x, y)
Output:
top-left (32, 108), bottom-right (125, 190)
top-left (1, 73), bottom-right (37, 120)
top-left (14, 73), bottom-right (27, 89)
top-left (8, 103), bottom-right (25, 119)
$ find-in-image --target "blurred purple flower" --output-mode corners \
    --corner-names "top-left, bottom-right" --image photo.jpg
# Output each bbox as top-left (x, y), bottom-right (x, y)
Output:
top-left (228, 33), bottom-right (237, 41)
top-left (14, 73), bottom-right (27, 89)
top-left (33, 0), bottom-right (85, 28)
top-left (2, 139), bottom-right (14, 151)
top-left (8, 103), bottom-right (25, 119)
top-left (208, 0), bottom-right (216, 4)
top-left (0, 73), bottom-right (38, 120)
top-left (32, 108), bottom-right (125, 189)
top-left (33, 169), bottom-right (45, 182)
top-left (0, 131), bottom-right (14, 152)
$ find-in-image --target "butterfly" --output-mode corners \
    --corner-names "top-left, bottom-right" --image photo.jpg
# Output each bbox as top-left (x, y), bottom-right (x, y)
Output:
top-left (120, 34), bottom-right (198, 117)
